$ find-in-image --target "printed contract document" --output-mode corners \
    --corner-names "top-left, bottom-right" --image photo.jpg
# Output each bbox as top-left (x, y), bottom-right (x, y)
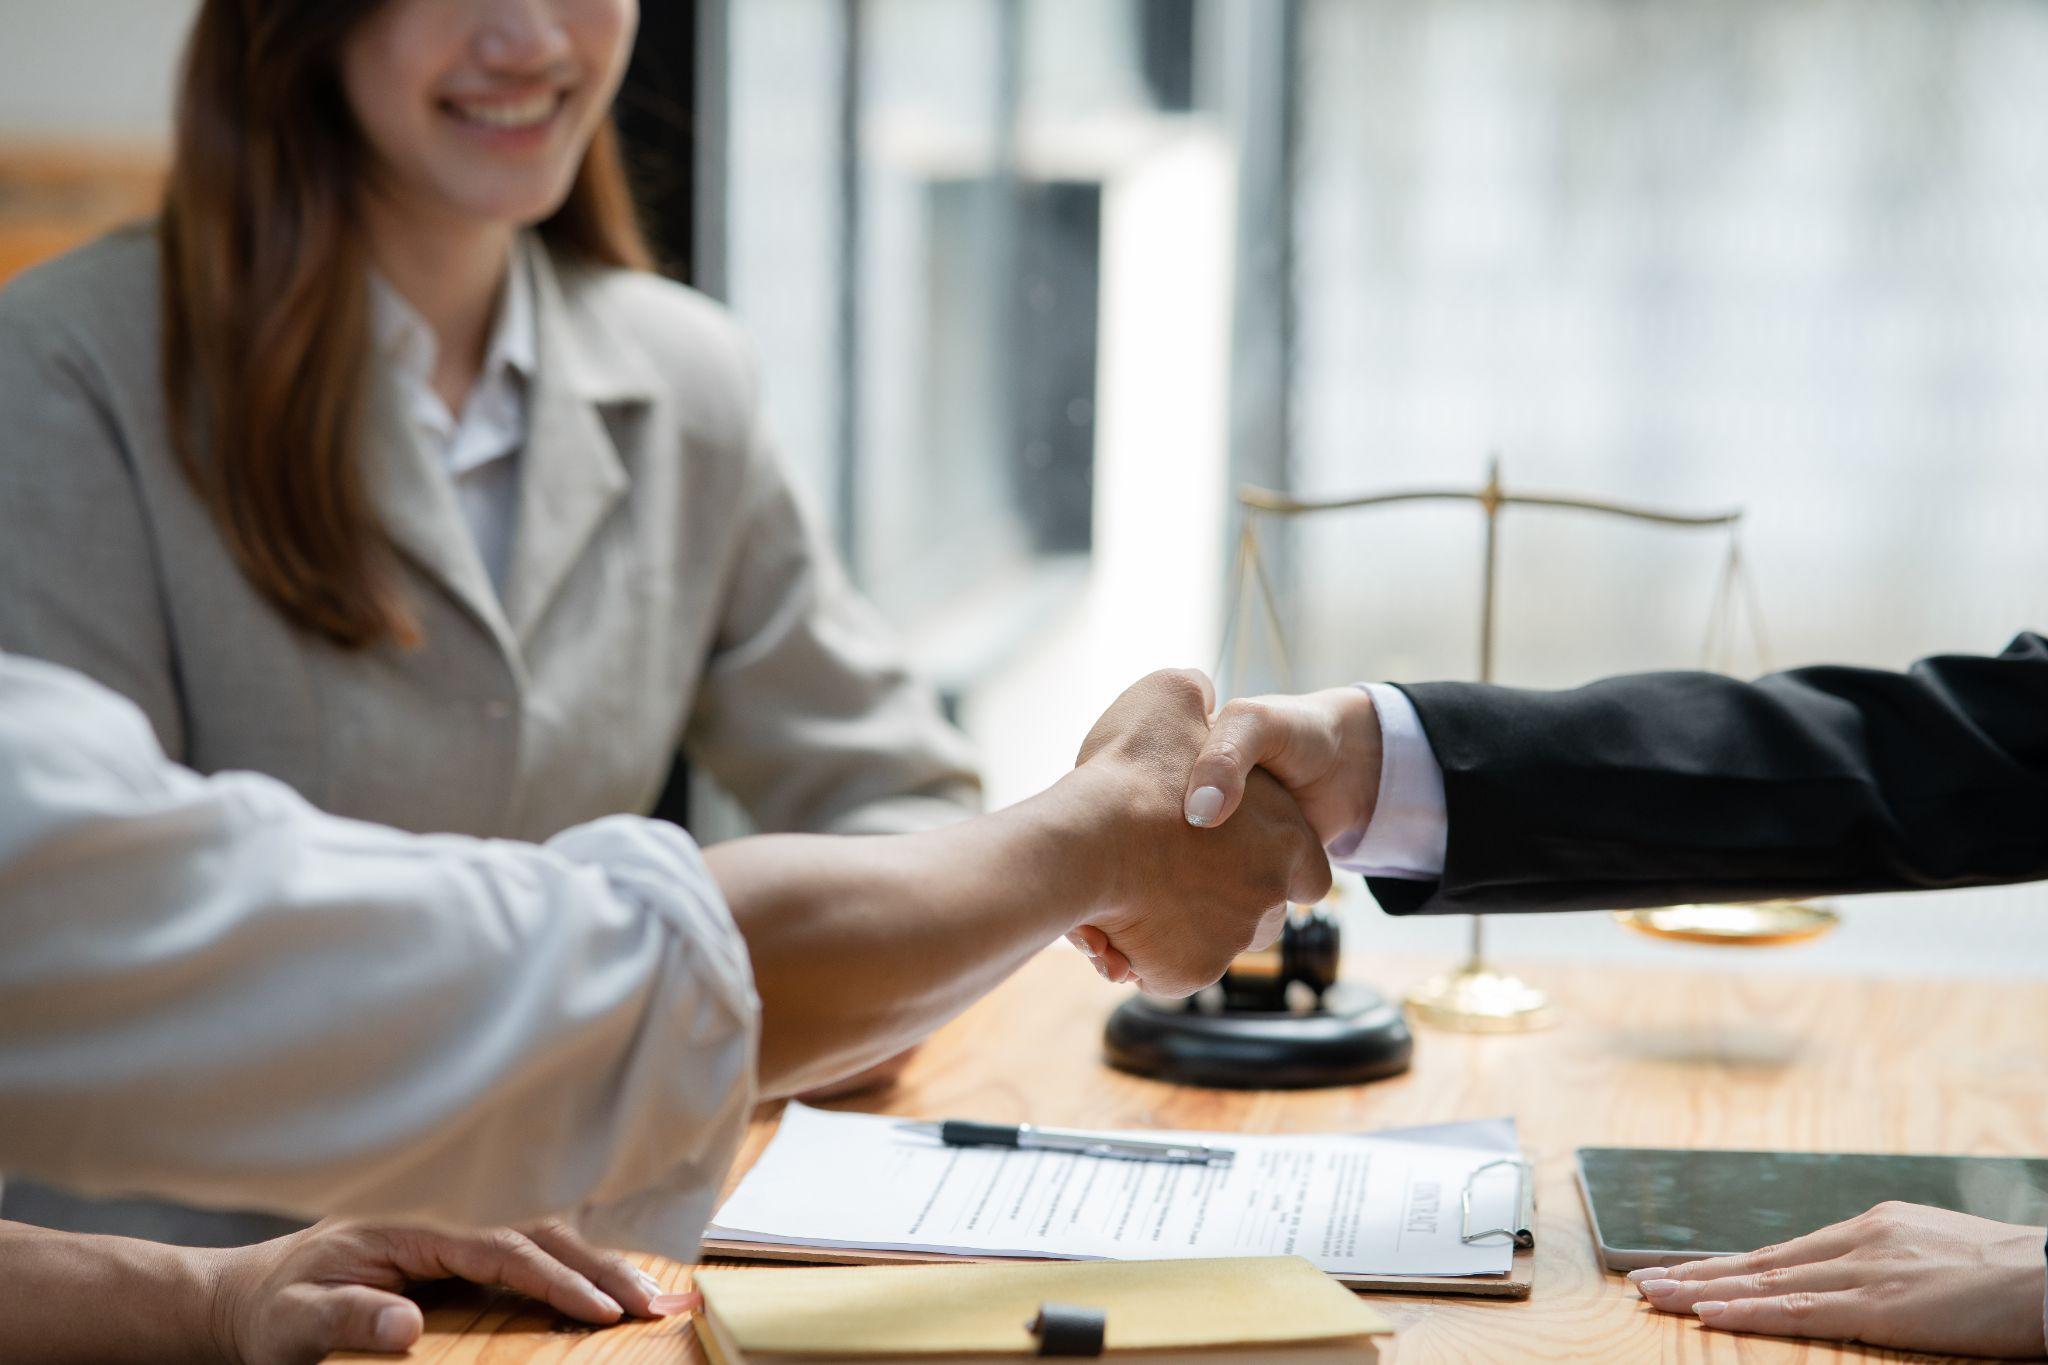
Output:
top-left (708, 1105), bottom-right (1521, 1279)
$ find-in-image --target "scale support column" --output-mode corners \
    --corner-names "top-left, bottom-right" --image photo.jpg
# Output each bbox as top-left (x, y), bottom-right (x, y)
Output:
top-left (1402, 459), bottom-right (1555, 1033)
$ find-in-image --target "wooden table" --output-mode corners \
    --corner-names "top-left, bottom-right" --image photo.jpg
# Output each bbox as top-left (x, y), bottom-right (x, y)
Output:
top-left (375, 949), bottom-right (2048, 1363)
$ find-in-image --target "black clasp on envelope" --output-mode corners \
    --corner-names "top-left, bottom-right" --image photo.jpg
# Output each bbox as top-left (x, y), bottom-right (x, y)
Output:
top-left (1027, 1302), bottom-right (1107, 1356)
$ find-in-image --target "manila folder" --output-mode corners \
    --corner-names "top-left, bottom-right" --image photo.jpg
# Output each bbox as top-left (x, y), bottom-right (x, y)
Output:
top-left (693, 1254), bottom-right (1392, 1363)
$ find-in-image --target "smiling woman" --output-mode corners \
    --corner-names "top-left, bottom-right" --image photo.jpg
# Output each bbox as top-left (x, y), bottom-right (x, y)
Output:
top-left (161, 0), bottom-right (650, 647)
top-left (0, 0), bottom-right (980, 1248)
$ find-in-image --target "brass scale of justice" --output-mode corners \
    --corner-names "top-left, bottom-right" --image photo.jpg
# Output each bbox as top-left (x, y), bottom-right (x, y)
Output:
top-left (1104, 459), bottom-right (1838, 1090)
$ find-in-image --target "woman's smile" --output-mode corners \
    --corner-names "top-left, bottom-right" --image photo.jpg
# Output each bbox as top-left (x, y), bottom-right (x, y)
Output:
top-left (440, 85), bottom-right (572, 145)
top-left (442, 87), bottom-right (565, 131)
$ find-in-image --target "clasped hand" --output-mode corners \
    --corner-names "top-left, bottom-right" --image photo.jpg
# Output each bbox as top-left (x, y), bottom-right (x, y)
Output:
top-left (1066, 679), bottom-right (1375, 993)
top-left (1061, 671), bottom-right (1339, 996)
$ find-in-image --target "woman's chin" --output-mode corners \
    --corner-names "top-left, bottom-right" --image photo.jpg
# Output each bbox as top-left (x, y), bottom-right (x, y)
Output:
top-left (408, 170), bottom-right (583, 234)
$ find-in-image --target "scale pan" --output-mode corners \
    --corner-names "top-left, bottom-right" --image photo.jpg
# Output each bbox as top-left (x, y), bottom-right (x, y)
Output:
top-left (1613, 899), bottom-right (1839, 946)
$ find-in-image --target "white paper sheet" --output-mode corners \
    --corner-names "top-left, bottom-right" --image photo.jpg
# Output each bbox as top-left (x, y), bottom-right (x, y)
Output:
top-left (708, 1105), bottom-right (1521, 1278)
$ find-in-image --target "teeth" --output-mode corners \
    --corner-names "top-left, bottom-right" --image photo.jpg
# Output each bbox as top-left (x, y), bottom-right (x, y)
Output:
top-left (453, 92), bottom-right (558, 129)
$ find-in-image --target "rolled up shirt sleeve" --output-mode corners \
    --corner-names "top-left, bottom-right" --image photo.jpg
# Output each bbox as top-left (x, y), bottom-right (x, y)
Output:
top-left (0, 653), bottom-right (758, 1262)
top-left (1327, 682), bottom-right (1449, 880)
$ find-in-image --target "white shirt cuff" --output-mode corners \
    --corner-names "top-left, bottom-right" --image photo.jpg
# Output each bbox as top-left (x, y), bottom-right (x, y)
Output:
top-left (1327, 682), bottom-right (1448, 880)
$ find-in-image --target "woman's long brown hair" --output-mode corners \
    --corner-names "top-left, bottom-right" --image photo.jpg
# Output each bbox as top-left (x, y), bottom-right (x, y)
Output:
top-left (161, 0), bottom-right (652, 648)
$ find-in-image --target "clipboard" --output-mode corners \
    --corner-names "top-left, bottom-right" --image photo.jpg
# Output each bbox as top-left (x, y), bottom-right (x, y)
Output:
top-left (698, 1236), bottom-right (1535, 1299)
top-left (704, 1158), bottom-right (1535, 1299)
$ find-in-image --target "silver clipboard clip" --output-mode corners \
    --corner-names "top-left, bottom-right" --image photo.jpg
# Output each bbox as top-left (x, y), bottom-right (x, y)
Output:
top-left (1458, 1157), bottom-right (1536, 1249)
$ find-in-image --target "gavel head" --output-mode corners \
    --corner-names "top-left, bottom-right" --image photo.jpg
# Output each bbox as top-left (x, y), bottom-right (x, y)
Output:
top-left (1218, 906), bottom-right (1342, 1012)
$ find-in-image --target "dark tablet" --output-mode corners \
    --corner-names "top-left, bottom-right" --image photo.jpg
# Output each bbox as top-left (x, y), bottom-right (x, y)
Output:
top-left (1576, 1146), bottom-right (2048, 1272)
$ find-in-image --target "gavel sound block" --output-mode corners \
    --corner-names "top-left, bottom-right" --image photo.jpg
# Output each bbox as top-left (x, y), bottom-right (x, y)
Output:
top-left (1103, 910), bottom-right (1414, 1089)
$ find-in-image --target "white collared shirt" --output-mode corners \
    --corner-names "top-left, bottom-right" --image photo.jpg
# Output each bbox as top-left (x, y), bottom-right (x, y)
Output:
top-left (0, 649), bottom-right (759, 1258)
top-left (369, 252), bottom-right (535, 594)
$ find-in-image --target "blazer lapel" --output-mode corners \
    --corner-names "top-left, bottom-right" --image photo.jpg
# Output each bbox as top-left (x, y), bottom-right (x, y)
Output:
top-left (502, 238), bottom-right (660, 646)
top-left (364, 373), bottom-right (522, 662)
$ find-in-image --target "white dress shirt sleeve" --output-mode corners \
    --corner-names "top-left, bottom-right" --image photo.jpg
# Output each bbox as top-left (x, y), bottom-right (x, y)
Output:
top-left (1326, 682), bottom-right (1449, 880)
top-left (0, 653), bottom-right (759, 1262)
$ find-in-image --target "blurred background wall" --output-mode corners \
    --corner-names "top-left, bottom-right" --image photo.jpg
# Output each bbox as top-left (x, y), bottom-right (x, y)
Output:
top-left (6, 0), bottom-right (2046, 981)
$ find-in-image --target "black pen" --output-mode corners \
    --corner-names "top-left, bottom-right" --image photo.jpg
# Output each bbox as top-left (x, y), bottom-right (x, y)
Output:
top-left (896, 1119), bottom-right (1235, 1166)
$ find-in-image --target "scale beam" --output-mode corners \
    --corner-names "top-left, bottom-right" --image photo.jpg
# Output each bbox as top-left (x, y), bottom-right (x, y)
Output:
top-left (1237, 482), bottom-right (1743, 529)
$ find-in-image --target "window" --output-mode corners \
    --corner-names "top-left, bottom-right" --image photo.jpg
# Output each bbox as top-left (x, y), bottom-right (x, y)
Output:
top-left (724, 0), bottom-right (1236, 750)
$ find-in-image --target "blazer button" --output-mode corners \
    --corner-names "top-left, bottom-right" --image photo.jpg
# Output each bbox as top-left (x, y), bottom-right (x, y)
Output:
top-left (482, 700), bottom-right (514, 721)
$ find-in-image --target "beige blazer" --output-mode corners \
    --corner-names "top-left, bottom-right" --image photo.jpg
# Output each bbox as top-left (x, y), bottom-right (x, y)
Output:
top-left (0, 228), bottom-right (979, 842)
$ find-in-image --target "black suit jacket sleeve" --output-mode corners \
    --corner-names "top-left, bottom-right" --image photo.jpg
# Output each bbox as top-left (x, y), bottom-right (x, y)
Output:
top-left (1366, 632), bottom-right (2048, 916)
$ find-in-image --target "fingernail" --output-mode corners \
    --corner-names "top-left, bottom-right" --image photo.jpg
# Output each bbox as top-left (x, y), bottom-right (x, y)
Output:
top-left (1692, 1301), bottom-right (1728, 1320)
top-left (593, 1290), bottom-right (623, 1317)
top-left (1627, 1266), bottom-right (1670, 1283)
top-left (374, 1305), bottom-right (414, 1350)
top-left (636, 1269), bottom-right (663, 1297)
top-left (1184, 786), bottom-right (1225, 826)
top-left (650, 1291), bottom-right (702, 1317)
top-left (1076, 938), bottom-right (1100, 959)
top-left (1636, 1278), bottom-right (1681, 1298)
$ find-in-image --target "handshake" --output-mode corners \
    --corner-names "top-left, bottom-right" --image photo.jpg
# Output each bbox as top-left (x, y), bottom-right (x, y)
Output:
top-left (1049, 669), bottom-right (1387, 998)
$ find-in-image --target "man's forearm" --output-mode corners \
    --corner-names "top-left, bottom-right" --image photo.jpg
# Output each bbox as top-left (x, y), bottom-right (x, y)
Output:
top-left (714, 665), bottom-right (1332, 1093)
top-left (0, 1222), bottom-right (224, 1364)
top-left (708, 769), bottom-right (1114, 1095)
